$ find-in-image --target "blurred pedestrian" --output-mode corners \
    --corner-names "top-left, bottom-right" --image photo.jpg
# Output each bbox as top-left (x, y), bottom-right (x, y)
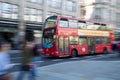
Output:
top-left (31, 37), bottom-right (41, 77)
top-left (112, 41), bottom-right (117, 51)
top-left (0, 42), bottom-right (14, 80)
top-left (33, 37), bottom-right (41, 57)
top-left (17, 36), bottom-right (25, 50)
top-left (17, 41), bottom-right (37, 80)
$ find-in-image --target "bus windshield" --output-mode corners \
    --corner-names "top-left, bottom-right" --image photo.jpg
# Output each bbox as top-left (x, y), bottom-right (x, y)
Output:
top-left (43, 36), bottom-right (54, 48)
top-left (45, 16), bottom-right (57, 28)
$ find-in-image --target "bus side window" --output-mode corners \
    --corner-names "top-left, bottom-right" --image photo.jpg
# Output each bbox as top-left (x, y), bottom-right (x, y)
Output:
top-left (102, 37), bottom-right (110, 44)
top-left (79, 37), bottom-right (87, 45)
top-left (70, 36), bottom-right (79, 45)
top-left (59, 18), bottom-right (68, 28)
top-left (97, 24), bottom-right (112, 31)
top-left (69, 20), bottom-right (78, 28)
top-left (78, 21), bottom-right (86, 29)
top-left (96, 37), bottom-right (101, 44)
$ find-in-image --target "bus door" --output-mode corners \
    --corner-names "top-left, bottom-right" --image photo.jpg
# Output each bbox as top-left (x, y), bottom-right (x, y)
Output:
top-left (59, 37), bottom-right (64, 55)
top-left (87, 37), bottom-right (95, 54)
top-left (95, 37), bottom-right (102, 53)
top-left (59, 36), bottom-right (69, 56)
top-left (64, 37), bottom-right (69, 55)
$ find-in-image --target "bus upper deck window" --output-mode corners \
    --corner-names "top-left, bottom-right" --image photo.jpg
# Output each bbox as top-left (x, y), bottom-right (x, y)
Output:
top-left (69, 20), bottom-right (77, 28)
top-left (78, 21), bottom-right (86, 29)
top-left (45, 16), bottom-right (57, 28)
top-left (59, 18), bottom-right (68, 27)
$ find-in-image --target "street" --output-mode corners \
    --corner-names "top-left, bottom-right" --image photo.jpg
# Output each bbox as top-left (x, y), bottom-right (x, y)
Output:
top-left (10, 51), bottom-right (120, 80)
top-left (10, 51), bottom-right (120, 71)
top-left (40, 51), bottom-right (120, 66)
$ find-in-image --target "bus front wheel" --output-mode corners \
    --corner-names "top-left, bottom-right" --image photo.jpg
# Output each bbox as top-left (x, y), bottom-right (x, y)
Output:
top-left (71, 50), bottom-right (77, 57)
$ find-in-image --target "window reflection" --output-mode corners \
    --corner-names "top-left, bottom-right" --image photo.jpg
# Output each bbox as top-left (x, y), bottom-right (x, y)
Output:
top-left (66, 0), bottom-right (76, 12)
top-left (2, 3), bottom-right (11, 18)
top-left (0, 2), bottom-right (18, 19)
top-left (48, 0), bottom-right (62, 8)
top-left (30, 8), bottom-right (37, 21)
top-left (69, 20), bottom-right (77, 28)
top-left (12, 5), bottom-right (18, 19)
top-left (45, 16), bottom-right (57, 28)
top-left (96, 38), bottom-right (101, 44)
top-left (24, 8), bottom-right (43, 22)
top-left (59, 18), bottom-right (68, 27)
top-left (79, 37), bottom-right (87, 45)
top-left (0, 2), bottom-right (1, 16)
top-left (30, 0), bottom-right (43, 4)
top-left (59, 37), bottom-right (63, 53)
top-left (102, 37), bottom-right (110, 44)
top-left (78, 21), bottom-right (86, 29)
top-left (24, 8), bottom-right (30, 20)
top-left (97, 25), bottom-right (112, 31)
top-left (70, 36), bottom-right (79, 45)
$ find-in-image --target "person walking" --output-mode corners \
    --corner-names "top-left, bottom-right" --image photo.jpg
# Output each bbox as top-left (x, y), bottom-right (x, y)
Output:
top-left (17, 41), bottom-right (37, 80)
top-left (0, 42), bottom-right (14, 80)
top-left (31, 37), bottom-right (41, 77)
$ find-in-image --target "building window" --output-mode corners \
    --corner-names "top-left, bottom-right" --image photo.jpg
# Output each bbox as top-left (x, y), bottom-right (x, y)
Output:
top-left (30, 0), bottom-right (43, 4)
top-left (11, 5), bottom-right (18, 19)
top-left (37, 10), bottom-right (43, 22)
top-left (116, 13), bottom-right (120, 21)
top-left (66, 0), bottom-right (76, 12)
top-left (24, 8), bottom-right (43, 22)
top-left (116, 0), bottom-right (120, 6)
top-left (103, 0), bottom-right (109, 3)
top-left (95, 8), bottom-right (102, 16)
top-left (63, 15), bottom-right (74, 18)
top-left (48, 0), bottom-right (62, 8)
top-left (96, 0), bottom-right (101, 3)
top-left (94, 8), bottom-right (102, 21)
top-left (0, 2), bottom-right (2, 16)
top-left (31, 0), bottom-right (36, 2)
top-left (96, 0), bottom-right (109, 3)
top-left (0, 2), bottom-right (18, 19)
top-left (24, 8), bottom-right (30, 20)
top-left (2, 3), bottom-right (12, 18)
top-left (30, 8), bottom-right (37, 21)
top-left (2, 3), bottom-right (11, 13)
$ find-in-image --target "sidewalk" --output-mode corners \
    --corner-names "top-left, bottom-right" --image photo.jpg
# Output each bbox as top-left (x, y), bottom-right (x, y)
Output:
top-left (12, 60), bottom-right (120, 80)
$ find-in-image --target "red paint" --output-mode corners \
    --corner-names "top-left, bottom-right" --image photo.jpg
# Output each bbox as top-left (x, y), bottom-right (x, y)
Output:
top-left (42, 15), bottom-right (114, 57)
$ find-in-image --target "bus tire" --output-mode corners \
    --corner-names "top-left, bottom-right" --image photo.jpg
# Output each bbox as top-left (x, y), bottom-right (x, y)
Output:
top-left (71, 50), bottom-right (77, 57)
top-left (103, 48), bottom-right (109, 54)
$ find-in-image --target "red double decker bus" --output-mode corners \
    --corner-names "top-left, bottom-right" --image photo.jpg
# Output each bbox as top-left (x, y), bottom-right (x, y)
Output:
top-left (42, 15), bottom-right (114, 57)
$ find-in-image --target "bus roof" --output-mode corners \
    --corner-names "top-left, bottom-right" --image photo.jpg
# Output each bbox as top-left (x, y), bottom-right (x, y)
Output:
top-left (49, 15), bottom-right (109, 25)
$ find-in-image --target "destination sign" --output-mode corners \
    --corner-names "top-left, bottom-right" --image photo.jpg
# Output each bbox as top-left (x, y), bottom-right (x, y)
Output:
top-left (43, 28), bottom-right (56, 35)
